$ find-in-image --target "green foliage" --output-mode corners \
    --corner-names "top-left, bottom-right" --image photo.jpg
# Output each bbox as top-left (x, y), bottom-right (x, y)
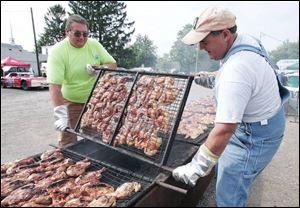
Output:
top-left (36, 4), bottom-right (67, 53)
top-left (68, 1), bottom-right (135, 67)
top-left (169, 24), bottom-right (218, 74)
top-left (157, 53), bottom-right (173, 72)
top-left (269, 40), bottom-right (299, 63)
top-left (129, 34), bottom-right (157, 68)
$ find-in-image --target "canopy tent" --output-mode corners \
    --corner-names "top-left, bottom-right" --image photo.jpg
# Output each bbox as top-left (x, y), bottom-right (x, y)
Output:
top-left (1, 57), bottom-right (30, 67)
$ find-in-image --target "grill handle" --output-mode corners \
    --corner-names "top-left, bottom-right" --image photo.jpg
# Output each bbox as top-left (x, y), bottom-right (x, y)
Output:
top-left (160, 165), bottom-right (174, 173)
top-left (155, 181), bottom-right (188, 195)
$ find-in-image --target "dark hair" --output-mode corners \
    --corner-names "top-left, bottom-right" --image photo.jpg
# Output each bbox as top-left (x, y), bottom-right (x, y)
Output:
top-left (65, 14), bottom-right (89, 31)
top-left (210, 25), bottom-right (237, 36)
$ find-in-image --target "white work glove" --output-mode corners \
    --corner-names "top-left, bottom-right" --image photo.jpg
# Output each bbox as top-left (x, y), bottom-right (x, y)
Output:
top-left (172, 144), bottom-right (219, 187)
top-left (194, 72), bottom-right (215, 89)
top-left (53, 105), bottom-right (69, 131)
top-left (86, 64), bottom-right (100, 76)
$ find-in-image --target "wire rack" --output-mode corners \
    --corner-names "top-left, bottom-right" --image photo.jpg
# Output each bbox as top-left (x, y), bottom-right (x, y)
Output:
top-left (74, 69), bottom-right (194, 167)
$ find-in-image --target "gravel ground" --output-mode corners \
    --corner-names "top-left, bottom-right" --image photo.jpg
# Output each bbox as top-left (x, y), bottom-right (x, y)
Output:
top-left (1, 84), bottom-right (299, 207)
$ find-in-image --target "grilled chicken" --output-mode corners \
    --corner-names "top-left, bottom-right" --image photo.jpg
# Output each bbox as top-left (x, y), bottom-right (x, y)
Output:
top-left (113, 181), bottom-right (141, 199)
top-left (88, 195), bottom-right (116, 207)
top-left (66, 159), bottom-right (91, 177)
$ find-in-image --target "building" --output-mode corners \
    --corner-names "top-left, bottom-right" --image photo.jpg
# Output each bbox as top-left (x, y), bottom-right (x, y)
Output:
top-left (1, 43), bottom-right (47, 76)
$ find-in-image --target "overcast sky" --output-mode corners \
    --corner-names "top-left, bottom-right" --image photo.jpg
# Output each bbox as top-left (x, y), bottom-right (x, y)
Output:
top-left (1, 1), bottom-right (299, 57)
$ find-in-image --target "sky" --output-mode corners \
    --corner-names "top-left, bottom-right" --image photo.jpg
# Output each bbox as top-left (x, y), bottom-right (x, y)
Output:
top-left (1, 1), bottom-right (299, 57)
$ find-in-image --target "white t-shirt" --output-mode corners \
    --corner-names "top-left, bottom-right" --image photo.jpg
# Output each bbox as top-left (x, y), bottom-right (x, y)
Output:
top-left (215, 34), bottom-right (281, 123)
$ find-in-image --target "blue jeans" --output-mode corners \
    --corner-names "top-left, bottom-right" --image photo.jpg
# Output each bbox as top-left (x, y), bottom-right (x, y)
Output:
top-left (216, 106), bottom-right (286, 207)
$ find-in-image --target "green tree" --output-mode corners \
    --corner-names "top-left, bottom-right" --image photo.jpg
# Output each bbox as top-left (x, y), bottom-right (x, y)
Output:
top-left (269, 40), bottom-right (299, 63)
top-left (68, 1), bottom-right (135, 67)
top-left (170, 24), bottom-right (218, 74)
top-left (36, 4), bottom-right (67, 53)
top-left (156, 53), bottom-right (173, 72)
top-left (130, 34), bottom-right (157, 67)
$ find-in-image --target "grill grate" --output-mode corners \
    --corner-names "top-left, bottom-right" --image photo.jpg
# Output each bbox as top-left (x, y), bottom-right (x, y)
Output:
top-left (175, 124), bottom-right (214, 145)
top-left (73, 69), bottom-right (194, 168)
top-left (32, 148), bottom-right (153, 207)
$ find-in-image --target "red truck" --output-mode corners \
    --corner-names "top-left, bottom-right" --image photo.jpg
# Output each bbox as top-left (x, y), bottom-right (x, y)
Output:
top-left (1, 72), bottom-right (48, 90)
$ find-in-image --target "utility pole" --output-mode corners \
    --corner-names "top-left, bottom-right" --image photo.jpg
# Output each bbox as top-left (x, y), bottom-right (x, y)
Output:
top-left (30, 7), bottom-right (41, 76)
top-left (195, 44), bottom-right (198, 73)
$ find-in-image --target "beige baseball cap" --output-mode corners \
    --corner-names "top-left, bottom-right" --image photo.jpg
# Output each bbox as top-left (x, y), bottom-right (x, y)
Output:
top-left (182, 6), bottom-right (236, 45)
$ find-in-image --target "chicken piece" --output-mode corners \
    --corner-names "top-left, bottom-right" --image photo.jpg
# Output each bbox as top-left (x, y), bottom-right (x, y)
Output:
top-left (66, 159), bottom-right (91, 177)
top-left (88, 195), bottom-right (116, 207)
top-left (79, 182), bottom-right (115, 200)
top-left (144, 132), bottom-right (163, 157)
top-left (1, 183), bottom-right (40, 207)
top-left (63, 198), bottom-right (89, 207)
top-left (1, 179), bottom-right (28, 199)
top-left (113, 181), bottom-right (142, 199)
top-left (75, 168), bottom-right (106, 185)
top-left (40, 149), bottom-right (64, 161)
top-left (5, 158), bottom-right (36, 175)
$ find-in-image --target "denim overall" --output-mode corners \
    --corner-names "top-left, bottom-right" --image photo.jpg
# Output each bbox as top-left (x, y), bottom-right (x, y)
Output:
top-left (215, 40), bottom-right (290, 207)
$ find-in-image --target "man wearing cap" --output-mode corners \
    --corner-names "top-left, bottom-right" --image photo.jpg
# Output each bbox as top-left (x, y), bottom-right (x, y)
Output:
top-left (172, 6), bottom-right (289, 206)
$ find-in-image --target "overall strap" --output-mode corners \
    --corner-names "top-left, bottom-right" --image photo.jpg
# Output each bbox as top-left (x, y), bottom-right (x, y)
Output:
top-left (221, 37), bottom-right (290, 104)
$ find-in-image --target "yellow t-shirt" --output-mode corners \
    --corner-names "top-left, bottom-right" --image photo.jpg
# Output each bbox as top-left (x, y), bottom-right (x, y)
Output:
top-left (47, 38), bottom-right (116, 103)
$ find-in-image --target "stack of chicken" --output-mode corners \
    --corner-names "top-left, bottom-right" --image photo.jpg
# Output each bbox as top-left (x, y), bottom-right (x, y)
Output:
top-left (115, 75), bottom-right (179, 156)
top-left (177, 96), bottom-right (216, 139)
top-left (1, 149), bottom-right (142, 207)
top-left (80, 73), bottom-right (131, 143)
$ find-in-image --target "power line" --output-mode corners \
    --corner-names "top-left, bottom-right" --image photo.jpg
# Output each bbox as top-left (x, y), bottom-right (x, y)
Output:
top-left (260, 32), bottom-right (285, 43)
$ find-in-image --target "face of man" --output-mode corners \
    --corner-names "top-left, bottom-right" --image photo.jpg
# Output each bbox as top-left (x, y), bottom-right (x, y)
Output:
top-left (199, 30), bottom-right (232, 60)
top-left (66, 22), bottom-right (89, 48)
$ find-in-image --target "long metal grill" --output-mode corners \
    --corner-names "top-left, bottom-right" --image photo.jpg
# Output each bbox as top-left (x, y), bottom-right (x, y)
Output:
top-left (65, 139), bottom-right (161, 179)
top-left (74, 69), bottom-right (193, 167)
top-left (33, 148), bottom-right (153, 207)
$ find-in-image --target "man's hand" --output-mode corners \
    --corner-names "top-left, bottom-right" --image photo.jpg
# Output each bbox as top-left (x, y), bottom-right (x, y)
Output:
top-left (86, 64), bottom-right (100, 75)
top-left (172, 144), bottom-right (219, 186)
top-left (194, 71), bottom-right (216, 89)
top-left (53, 105), bottom-right (69, 131)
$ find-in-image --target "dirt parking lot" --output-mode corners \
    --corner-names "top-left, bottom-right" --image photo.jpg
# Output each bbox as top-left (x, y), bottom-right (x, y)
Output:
top-left (1, 85), bottom-right (299, 207)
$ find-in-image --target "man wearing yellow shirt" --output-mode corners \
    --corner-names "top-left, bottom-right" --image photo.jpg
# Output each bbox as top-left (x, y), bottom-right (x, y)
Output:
top-left (47, 14), bottom-right (117, 147)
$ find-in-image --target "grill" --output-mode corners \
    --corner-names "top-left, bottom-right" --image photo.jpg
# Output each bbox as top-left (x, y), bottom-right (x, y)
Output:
top-left (175, 124), bottom-right (214, 146)
top-left (72, 69), bottom-right (194, 169)
top-left (58, 149), bottom-right (153, 207)
top-left (2, 69), bottom-right (216, 207)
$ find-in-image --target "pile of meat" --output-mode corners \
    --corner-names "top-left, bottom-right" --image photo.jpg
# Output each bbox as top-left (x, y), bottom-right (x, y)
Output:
top-left (1, 149), bottom-right (141, 207)
top-left (115, 75), bottom-right (179, 156)
top-left (177, 96), bottom-right (216, 139)
top-left (80, 73), bottom-right (131, 143)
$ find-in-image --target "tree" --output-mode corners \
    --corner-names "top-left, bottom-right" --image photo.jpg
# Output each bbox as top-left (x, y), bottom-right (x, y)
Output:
top-left (269, 40), bottom-right (299, 63)
top-left (130, 34), bottom-right (157, 67)
top-left (36, 4), bottom-right (67, 53)
top-left (68, 1), bottom-right (135, 67)
top-left (170, 24), bottom-right (218, 74)
top-left (156, 53), bottom-right (173, 72)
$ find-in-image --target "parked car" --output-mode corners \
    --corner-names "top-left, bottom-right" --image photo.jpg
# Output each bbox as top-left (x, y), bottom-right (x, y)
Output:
top-left (1, 72), bottom-right (48, 90)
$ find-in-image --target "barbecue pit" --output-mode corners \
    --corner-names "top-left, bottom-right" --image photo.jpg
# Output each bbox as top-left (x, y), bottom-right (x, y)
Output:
top-left (1, 69), bottom-right (215, 207)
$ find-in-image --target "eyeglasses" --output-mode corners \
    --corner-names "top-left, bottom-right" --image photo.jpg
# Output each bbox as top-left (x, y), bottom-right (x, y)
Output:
top-left (72, 31), bottom-right (89, 38)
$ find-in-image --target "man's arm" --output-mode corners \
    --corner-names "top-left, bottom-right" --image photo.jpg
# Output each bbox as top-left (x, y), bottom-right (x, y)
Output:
top-left (86, 63), bottom-right (118, 75)
top-left (49, 84), bottom-right (64, 107)
top-left (172, 122), bottom-right (237, 186)
top-left (204, 122), bottom-right (238, 156)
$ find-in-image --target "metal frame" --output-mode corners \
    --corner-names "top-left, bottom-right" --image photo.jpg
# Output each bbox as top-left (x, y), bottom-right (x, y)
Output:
top-left (70, 68), bottom-right (194, 171)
